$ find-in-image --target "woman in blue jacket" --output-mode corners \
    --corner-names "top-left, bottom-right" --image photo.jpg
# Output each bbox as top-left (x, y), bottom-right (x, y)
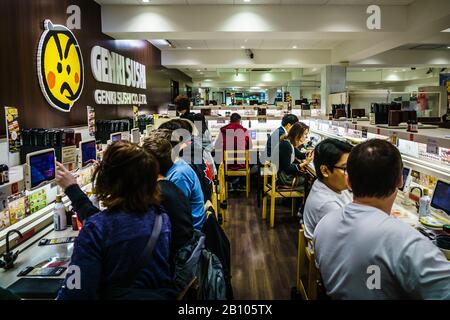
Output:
top-left (58, 141), bottom-right (173, 299)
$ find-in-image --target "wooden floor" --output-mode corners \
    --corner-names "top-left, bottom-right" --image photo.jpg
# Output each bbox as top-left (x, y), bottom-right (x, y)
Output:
top-left (222, 192), bottom-right (299, 300)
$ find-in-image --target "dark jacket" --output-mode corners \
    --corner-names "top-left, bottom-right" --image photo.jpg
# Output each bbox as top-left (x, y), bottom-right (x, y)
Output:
top-left (202, 210), bottom-right (233, 300)
top-left (276, 140), bottom-right (305, 175)
top-left (65, 181), bottom-right (194, 256)
top-left (265, 126), bottom-right (286, 159)
top-left (58, 207), bottom-right (172, 299)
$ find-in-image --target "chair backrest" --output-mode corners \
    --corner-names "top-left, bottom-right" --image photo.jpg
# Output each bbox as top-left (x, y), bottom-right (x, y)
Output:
top-left (263, 161), bottom-right (277, 190)
top-left (218, 164), bottom-right (226, 195)
top-left (224, 150), bottom-right (249, 173)
top-left (177, 277), bottom-right (199, 300)
top-left (296, 227), bottom-right (307, 297)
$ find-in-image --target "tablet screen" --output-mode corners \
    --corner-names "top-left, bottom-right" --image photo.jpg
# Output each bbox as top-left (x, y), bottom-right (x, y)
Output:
top-left (431, 180), bottom-right (450, 215)
top-left (81, 140), bottom-right (96, 167)
top-left (30, 151), bottom-right (55, 189)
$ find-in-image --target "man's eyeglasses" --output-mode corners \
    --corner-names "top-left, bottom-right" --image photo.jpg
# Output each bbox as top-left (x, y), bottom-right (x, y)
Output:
top-left (333, 166), bottom-right (347, 175)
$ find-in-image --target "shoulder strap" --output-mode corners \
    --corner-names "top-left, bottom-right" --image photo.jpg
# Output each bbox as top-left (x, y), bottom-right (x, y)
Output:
top-left (121, 214), bottom-right (163, 287)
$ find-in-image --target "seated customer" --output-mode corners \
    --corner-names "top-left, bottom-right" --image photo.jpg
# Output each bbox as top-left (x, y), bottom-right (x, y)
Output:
top-left (264, 114), bottom-right (298, 160)
top-left (303, 138), bottom-right (353, 239)
top-left (175, 95), bottom-right (213, 151)
top-left (215, 113), bottom-right (252, 171)
top-left (314, 139), bottom-right (450, 299)
top-left (159, 119), bottom-right (214, 202)
top-left (273, 122), bottom-right (313, 191)
top-left (56, 162), bottom-right (193, 257)
top-left (58, 141), bottom-right (174, 299)
top-left (144, 130), bottom-right (206, 230)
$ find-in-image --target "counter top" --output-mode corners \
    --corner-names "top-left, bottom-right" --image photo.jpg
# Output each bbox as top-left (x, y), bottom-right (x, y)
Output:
top-left (0, 225), bottom-right (77, 289)
top-left (305, 117), bottom-right (450, 149)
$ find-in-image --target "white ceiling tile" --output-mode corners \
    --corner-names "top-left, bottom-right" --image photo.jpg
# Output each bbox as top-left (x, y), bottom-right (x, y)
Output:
top-left (233, 0), bottom-right (281, 4)
top-left (205, 39), bottom-right (235, 49)
top-left (187, 0), bottom-right (218, 4)
top-left (147, 0), bottom-right (187, 4)
top-left (281, 0), bottom-right (328, 4)
top-left (260, 39), bottom-right (293, 49)
top-left (171, 40), bottom-right (209, 48)
top-left (326, 0), bottom-right (415, 5)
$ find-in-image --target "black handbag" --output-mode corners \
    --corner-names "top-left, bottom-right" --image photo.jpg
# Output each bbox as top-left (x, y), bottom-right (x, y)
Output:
top-left (100, 214), bottom-right (176, 300)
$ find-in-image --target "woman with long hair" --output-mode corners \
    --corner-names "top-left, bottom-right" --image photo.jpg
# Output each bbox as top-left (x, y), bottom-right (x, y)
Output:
top-left (274, 122), bottom-right (313, 191)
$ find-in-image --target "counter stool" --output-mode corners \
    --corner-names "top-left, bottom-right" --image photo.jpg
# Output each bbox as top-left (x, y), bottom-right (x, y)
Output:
top-left (296, 225), bottom-right (320, 300)
top-left (177, 277), bottom-right (199, 300)
top-left (224, 150), bottom-right (250, 198)
top-left (261, 162), bottom-right (305, 228)
top-left (217, 163), bottom-right (228, 223)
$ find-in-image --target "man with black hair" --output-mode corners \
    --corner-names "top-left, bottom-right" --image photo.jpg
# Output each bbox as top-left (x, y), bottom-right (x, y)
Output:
top-left (265, 114), bottom-right (298, 159)
top-left (314, 139), bottom-right (450, 299)
top-left (215, 113), bottom-right (252, 170)
top-left (158, 119), bottom-right (214, 202)
top-left (215, 113), bottom-right (252, 191)
top-left (175, 95), bottom-right (213, 151)
top-left (303, 138), bottom-right (353, 239)
top-left (144, 130), bottom-right (206, 231)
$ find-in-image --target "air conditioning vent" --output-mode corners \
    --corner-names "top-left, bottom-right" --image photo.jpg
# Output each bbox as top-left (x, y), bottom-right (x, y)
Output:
top-left (247, 68), bottom-right (272, 72)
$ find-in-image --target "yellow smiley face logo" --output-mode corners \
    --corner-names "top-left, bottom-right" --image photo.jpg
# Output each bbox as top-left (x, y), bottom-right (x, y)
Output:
top-left (37, 20), bottom-right (84, 112)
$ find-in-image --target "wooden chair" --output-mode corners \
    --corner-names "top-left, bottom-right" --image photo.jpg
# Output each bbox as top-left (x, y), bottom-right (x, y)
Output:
top-left (211, 178), bottom-right (219, 217)
top-left (217, 163), bottom-right (228, 223)
top-left (177, 277), bottom-right (199, 300)
top-left (261, 162), bottom-right (305, 228)
top-left (296, 225), bottom-right (321, 300)
top-left (224, 150), bottom-right (250, 198)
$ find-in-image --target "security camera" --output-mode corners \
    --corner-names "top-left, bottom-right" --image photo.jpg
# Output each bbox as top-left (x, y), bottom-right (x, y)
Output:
top-left (245, 49), bottom-right (254, 59)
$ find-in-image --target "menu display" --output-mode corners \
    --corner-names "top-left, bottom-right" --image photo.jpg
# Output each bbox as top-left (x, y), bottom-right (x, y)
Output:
top-left (8, 193), bottom-right (27, 225)
top-left (5, 106), bottom-right (21, 153)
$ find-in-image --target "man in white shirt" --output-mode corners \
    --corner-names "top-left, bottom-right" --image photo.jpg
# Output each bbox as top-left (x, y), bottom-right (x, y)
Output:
top-left (314, 139), bottom-right (450, 300)
top-left (303, 138), bottom-right (353, 239)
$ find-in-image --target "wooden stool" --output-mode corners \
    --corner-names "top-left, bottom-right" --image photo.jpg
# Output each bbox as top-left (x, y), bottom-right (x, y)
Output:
top-left (261, 162), bottom-right (305, 228)
top-left (296, 225), bottom-right (321, 300)
top-left (217, 163), bottom-right (228, 223)
top-left (224, 150), bottom-right (250, 198)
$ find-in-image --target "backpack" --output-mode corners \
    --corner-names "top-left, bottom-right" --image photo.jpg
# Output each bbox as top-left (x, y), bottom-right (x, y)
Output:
top-left (202, 209), bottom-right (234, 300)
top-left (173, 230), bottom-right (227, 300)
top-left (173, 230), bottom-right (205, 292)
top-left (196, 249), bottom-right (227, 300)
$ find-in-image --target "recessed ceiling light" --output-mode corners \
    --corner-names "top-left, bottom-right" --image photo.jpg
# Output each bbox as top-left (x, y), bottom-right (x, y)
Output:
top-left (362, 69), bottom-right (366, 71)
top-left (281, 69), bottom-right (285, 71)
top-left (142, 0), bottom-right (150, 3)
top-left (402, 69), bottom-right (406, 71)
top-left (244, 0), bottom-right (251, 2)
top-left (447, 46), bottom-right (450, 49)
top-left (241, 46), bottom-right (245, 49)
top-left (292, 45), bottom-right (297, 49)
top-left (196, 69), bottom-right (201, 72)
top-left (187, 46), bottom-right (192, 50)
